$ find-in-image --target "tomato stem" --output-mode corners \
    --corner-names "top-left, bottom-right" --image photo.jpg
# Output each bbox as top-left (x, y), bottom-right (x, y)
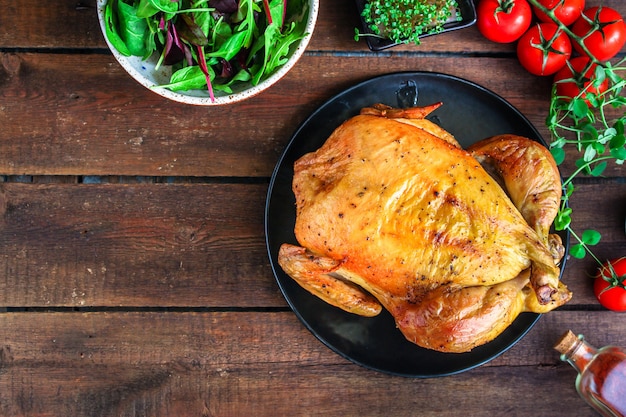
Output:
top-left (526, 0), bottom-right (601, 64)
top-left (599, 259), bottom-right (626, 292)
top-left (496, 0), bottom-right (516, 15)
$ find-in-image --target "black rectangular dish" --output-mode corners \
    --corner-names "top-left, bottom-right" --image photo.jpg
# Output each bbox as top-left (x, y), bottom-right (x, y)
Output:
top-left (355, 0), bottom-right (477, 51)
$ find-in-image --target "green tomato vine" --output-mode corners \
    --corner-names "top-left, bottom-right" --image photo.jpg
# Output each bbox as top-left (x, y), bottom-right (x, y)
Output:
top-left (549, 59), bottom-right (626, 261)
top-left (528, 0), bottom-right (626, 262)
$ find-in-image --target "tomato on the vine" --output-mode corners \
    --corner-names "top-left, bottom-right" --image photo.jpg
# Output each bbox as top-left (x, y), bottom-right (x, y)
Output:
top-left (571, 6), bottom-right (626, 62)
top-left (517, 23), bottom-right (571, 76)
top-left (594, 258), bottom-right (626, 312)
top-left (553, 56), bottom-right (609, 104)
top-left (477, 0), bottom-right (532, 43)
top-left (533, 0), bottom-right (585, 26)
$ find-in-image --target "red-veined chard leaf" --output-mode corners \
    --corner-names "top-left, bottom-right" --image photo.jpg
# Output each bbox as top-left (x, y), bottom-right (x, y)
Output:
top-left (178, 14), bottom-right (209, 46)
top-left (209, 0), bottom-right (238, 14)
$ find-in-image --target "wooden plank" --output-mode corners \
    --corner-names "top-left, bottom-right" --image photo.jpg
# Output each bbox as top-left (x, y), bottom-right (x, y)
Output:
top-left (0, 52), bottom-right (592, 177)
top-left (0, 310), bottom-right (623, 417)
top-left (1, 0), bottom-right (624, 55)
top-left (0, 182), bottom-right (624, 307)
top-left (0, 50), bottom-right (622, 177)
top-left (563, 179), bottom-right (626, 305)
top-left (0, 0), bottom-right (521, 52)
top-left (0, 1), bottom-right (105, 49)
top-left (0, 182), bottom-right (282, 307)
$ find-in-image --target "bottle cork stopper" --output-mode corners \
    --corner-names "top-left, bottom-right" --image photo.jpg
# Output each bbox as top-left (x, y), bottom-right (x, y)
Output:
top-left (554, 330), bottom-right (580, 355)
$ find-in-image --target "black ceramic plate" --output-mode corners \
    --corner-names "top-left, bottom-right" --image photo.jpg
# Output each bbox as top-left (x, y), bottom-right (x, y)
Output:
top-left (265, 72), bottom-right (568, 378)
top-left (355, 0), bottom-right (477, 51)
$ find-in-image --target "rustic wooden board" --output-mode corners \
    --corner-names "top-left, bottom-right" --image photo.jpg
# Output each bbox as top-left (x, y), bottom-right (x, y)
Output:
top-left (1, 0), bottom-right (624, 54)
top-left (0, 182), bottom-right (280, 307)
top-left (0, 0), bottom-right (518, 52)
top-left (1, 1), bottom-right (624, 178)
top-left (562, 180), bottom-right (626, 304)
top-left (0, 182), bottom-right (624, 308)
top-left (1, 49), bottom-right (623, 177)
top-left (1, 1), bottom-right (625, 416)
top-left (0, 51), bottom-right (602, 177)
top-left (0, 310), bottom-right (623, 417)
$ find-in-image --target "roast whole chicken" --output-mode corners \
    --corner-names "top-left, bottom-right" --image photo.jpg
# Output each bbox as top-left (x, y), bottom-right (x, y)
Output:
top-left (278, 103), bottom-right (572, 353)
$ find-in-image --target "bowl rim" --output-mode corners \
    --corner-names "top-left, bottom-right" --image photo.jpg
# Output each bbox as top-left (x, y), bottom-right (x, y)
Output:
top-left (96, 0), bottom-right (319, 105)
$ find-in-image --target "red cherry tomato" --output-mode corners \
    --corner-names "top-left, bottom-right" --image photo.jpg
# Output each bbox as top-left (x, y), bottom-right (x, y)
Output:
top-left (477, 0), bottom-right (533, 43)
top-left (532, 0), bottom-right (585, 26)
top-left (594, 258), bottom-right (626, 312)
top-left (553, 56), bottom-right (609, 104)
top-left (571, 6), bottom-right (626, 62)
top-left (517, 23), bottom-right (572, 76)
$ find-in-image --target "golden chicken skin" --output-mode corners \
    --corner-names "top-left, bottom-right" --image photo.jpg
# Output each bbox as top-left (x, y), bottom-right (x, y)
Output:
top-left (278, 103), bottom-right (571, 353)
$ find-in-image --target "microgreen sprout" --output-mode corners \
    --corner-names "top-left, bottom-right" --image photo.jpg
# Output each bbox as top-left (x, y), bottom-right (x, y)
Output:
top-left (354, 0), bottom-right (461, 45)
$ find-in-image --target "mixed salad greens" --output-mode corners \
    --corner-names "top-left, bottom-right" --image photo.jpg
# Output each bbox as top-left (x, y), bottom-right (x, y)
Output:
top-left (103, 0), bottom-right (310, 100)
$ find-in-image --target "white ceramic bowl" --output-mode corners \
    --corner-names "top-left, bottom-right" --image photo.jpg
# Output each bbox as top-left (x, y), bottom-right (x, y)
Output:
top-left (97, 0), bottom-right (318, 105)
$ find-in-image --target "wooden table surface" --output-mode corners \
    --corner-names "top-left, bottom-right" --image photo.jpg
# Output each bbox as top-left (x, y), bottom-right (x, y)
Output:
top-left (1, 1), bottom-right (626, 416)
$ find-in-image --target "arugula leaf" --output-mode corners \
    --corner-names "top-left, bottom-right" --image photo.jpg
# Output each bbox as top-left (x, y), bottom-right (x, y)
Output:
top-left (205, 31), bottom-right (248, 61)
top-left (248, 0), bottom-right (306, 85)
top-left (267, 24), bottom-right (306, 73)
top-left (160, 64), bottom-right (215, 91)
top-left (250, 22), bottom-right (305, 85)
top-left (236, 0), bottom-right (261, 49)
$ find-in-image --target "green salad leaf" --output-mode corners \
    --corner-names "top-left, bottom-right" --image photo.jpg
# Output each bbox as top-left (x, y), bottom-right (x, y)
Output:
top-left (104, 0), bottom-right (310, 101)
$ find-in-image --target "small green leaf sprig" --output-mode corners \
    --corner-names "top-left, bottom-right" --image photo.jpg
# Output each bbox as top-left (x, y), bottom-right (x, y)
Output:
top-left (527, 0), bottom-right (626, 262)
top-left (548, 58), bottom-right (626, 261)
top-left (355, 0), bottom-right (461, 45)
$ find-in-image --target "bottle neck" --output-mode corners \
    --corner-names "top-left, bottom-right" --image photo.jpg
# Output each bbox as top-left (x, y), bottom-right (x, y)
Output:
top-left (562, 336), bottom-right (597, 373)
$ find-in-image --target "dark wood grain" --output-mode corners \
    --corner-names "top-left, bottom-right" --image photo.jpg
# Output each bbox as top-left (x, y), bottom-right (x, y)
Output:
top-left (0, 52), bottom-right (582, 176)
top-left (0, 0), bottom-right (513, 52)
top-left (0, 0), bottom-right (624, 178)
top-left (1, 0), bottom-right (623, 53)
top-left (1, 0), bottom-right (626, 416)
top-left (0, 182), bottom-right (280, 307)
top-left (0, 182), bottom-right (624, 308)
top-left (0, 310), bottom-right (623, 417)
